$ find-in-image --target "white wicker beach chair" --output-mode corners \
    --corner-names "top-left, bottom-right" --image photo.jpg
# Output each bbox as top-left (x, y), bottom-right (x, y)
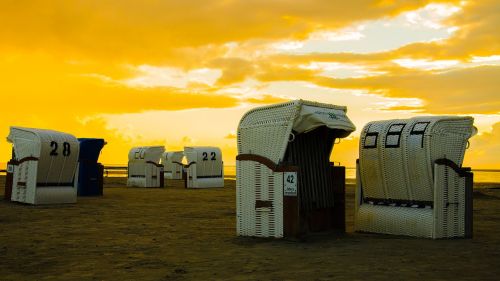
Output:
top-left (236, 100), bottom-right (355, 238)
top-left (184, 146), bottom-right (224, 188)
top-left (127, 146), bottom-right (165, 188)
top-left (6, 126), bottom-right (80, 204)
top-left (354, 116), bottom-right (476, 238)
top-left (161, 151), bottom-right (184, 180)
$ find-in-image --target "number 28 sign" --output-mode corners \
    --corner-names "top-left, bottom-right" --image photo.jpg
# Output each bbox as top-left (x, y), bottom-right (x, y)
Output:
top-left (283, 172), bottom-right (297, 197)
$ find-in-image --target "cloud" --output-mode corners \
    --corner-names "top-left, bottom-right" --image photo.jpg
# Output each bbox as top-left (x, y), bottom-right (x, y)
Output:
top-left (181, 136), bottom-right (194, 145)
top-left (256, 63), bottom-right (318, 82)
top-left (267, 3), bottom-right (462, 56)
top-left (252, 58), bottom-right (500, 114)
top-left (390, 0), bottom-right (500, 59)
top-left (243, 94), bottom-right (289, 105)
top-left (225, 133), bottom-right (237, 139)
top-left (464, 122), bottom-right (500, 169)
top-left (403, 3), bottom-right (461, 30)
top-left (0, 0), bottom-right (454, 63)
top-left (392, 58), bottom-right (459, 70)
top-left (124, 65), bottom-right (222, 88)
top-left (311, 65), bottom-right (500, 114)
top-left (208, 58), bottom-right (255, 86)
top-left (0, 53), bottom-right (297, 118)
top-left (4, 75), bottom-right (241, 115)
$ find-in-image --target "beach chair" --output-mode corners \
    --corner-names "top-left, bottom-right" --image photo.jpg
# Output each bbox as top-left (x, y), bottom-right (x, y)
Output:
top-left (161, 151), bottom-right (184, 180)
top-left (236, 100), bottom-right (355, 238)
top-left (184, 146), bottom-right (224, 188)
top-left (354, 116), bottom-right (476, 238)
top-left (6, 126), bottom-right (80, 204)
top-left (77, 138), bottom-right (106, 196)
top-left (127, 146), bottom-right (165, 188)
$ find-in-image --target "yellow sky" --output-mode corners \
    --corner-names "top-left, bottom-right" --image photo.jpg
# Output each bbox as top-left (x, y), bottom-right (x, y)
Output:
top-left (0, 0), bottom-right (499, 168)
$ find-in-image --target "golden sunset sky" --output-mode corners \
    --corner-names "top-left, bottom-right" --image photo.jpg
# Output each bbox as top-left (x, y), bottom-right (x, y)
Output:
top-left (1, 0), bottom-right (499, 168)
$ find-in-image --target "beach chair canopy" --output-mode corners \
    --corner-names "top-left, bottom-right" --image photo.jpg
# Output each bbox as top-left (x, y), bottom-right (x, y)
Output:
top-left (359, 116), bottom-right (476, 203)
top-left (128, 146), bottom-right (164, 164)
top-left (238, 100), bottom-right (356, 165)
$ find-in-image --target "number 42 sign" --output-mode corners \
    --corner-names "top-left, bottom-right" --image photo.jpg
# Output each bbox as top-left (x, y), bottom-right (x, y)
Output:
top-left (283, 172), bottom-right (297, 197)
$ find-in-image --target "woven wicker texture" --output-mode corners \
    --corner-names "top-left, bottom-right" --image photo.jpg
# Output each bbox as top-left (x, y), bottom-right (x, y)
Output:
top-left (433, 163), bottom-right (467, 238)
top-left (238, 101), bottom-right (298, 165)
top-left (359, 116), bottom-right (474, 202)
top-left (238, 100), bottom-right (354, 164)
top-left (359, 122), bottom-right (387, 199)
top-left (11, 161), bottom-right (34, 203)
top-left (356, 204), bottom-right (434, 238)
top-left (236, 161), bottom-right (284, 237)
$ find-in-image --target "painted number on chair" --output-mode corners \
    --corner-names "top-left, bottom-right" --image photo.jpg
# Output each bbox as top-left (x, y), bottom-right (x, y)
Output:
top-left (202, 152), bottom-right (217, 161)
top-left (49, 141), bottom-right (71, 157)
top-left (284, 172), bottom-right (297, 196)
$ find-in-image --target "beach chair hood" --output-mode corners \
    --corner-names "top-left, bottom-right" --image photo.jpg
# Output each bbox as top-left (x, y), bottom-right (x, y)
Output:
top-left (238, 99), bottom-right (355, 165)
top-left (292, 102), bottom-right (356, 135)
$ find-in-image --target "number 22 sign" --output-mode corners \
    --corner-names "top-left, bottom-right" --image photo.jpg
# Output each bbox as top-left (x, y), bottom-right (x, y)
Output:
top-left (283, 172), bottom-right (297, 196)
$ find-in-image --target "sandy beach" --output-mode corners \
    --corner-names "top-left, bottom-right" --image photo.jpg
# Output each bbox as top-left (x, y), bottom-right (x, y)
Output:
top-left (1, 176), bottom-right (500, 281)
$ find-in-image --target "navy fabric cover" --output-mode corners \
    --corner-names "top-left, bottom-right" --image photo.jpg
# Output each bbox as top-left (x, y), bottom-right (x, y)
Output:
top-left (77, 138), bottom-right (105, 196)
top-left (79, 138), bottom-right (106, 162)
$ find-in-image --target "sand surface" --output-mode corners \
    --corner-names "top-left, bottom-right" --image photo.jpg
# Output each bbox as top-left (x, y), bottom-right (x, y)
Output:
top-left (1, 176), bottom-right (500, 281)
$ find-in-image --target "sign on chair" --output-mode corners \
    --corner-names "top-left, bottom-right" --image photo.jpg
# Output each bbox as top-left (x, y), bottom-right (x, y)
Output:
top-left (283, 172), bottom-right (297, 197)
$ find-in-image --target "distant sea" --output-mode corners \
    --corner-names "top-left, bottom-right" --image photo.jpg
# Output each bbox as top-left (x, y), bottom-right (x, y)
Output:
top-left (1, 163), bottom-right (499, 183)
top-left (223, 166), bottom-right (500, 183)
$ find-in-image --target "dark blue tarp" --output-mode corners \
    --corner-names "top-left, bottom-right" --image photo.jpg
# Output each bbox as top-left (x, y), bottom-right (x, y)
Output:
top-left (77, 138), bottom-right (105, 196)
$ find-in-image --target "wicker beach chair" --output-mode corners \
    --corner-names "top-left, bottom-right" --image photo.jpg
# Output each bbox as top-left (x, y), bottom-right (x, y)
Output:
top-left (354, 116), bottom-right (476, 238)
top-left (127, 146), bottom-right (165, 188)
top-left (184, 146), bottom-right (224, 188)
top-left (6, 126), bottom-right (80, 204)
top-left (161, 151), bottom-right (184, 180)
top-left (236, 100), bottom-right (356, 238)
top-left (77, 138), bottom-right (106, 196)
